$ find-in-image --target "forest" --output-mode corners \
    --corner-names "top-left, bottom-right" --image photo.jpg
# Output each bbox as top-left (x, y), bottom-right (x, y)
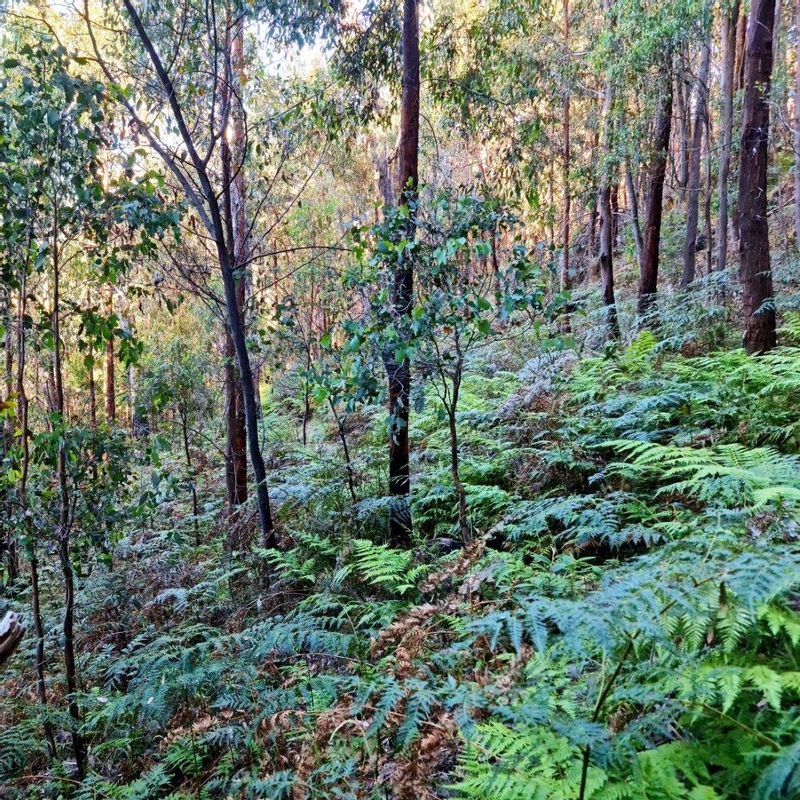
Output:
top-left (1, 0), bottom-right (800, 796)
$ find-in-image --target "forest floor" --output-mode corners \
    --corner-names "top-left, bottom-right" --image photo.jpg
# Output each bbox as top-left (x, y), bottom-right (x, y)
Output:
top-left (3, 270), bottom-right (800, 799)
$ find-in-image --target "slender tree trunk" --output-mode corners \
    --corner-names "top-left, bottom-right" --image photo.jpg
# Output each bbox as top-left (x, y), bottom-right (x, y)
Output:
top-left (731, 5), bottom-right (749, 244)
top-left (385, 0), bottom-right (419, 548)
top-left (610, 183), bottom-right (621, 247)
top-left (181, 411), bottom-right (200, 546)
top-left (638, 63), bottom-right (674, 318)
top-left (588, 125), bottom-right (600, 268)
top-left (735, 6), bottom-right (748, 91)
top-left (88, 339), bottom-right (97, 431)
top-left (445, 341), bottom-right (468, 542)
top-left (682, 22), bottom-right (712, 288)
top-left (718, 0), bottom-right (740, 273)
top-left (2, 287), bottom-right (18, 584)
top-left (224, 334), bottom-right (247, 508)
top-left (598, 182), bottom-right (619, 338)
top-left (625, 161), bottom-right (644, 269)
top-left (104, 286), bottom-right (115, 424)
top-left (794, 0), bottom-right (800, 247)
top-left (51, 225), bottom-right (87, 778)
top-left (127, 361), bottom-right (136, 434)
top-left (704, 113), bottom-right (714, 276)
top-left (598, 0), bottom-right (619, 338)
top-left (329, 401), bottom-right (357, 504)
top-left (16, 273), bottom-right (56, 758)
top-left (547, 160), bottom-right (556, 274)
top-left (118, 0), bottom-right (274, 545)
top-left (561, 0), bottom-right (572, 330)
top-left (675, 54), bottom-right (690, 197)
top-left (738, 0), bottom-right (778, 352)
top-left (221, 19), bottom-right (249, 515)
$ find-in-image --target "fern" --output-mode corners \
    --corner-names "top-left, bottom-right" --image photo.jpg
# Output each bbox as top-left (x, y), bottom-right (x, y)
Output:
top-left (604, 439), bottom-right (800, 510)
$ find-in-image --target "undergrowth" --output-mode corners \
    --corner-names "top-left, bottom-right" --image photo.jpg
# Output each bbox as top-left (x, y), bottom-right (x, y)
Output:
top-left (3, 318), bottom-right (800, 799)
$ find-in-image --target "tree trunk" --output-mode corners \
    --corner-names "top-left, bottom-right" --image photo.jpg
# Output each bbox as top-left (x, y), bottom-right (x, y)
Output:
top-left (681, 23), bottom-right (712, 288)
top-left (16, 272), bottom-right (56, 758)
top-left (675, 55), bottom-right (690, 197)
top-left (718, 0), bottom-right (740, 273)
top-left (598, 0), bottom-right (619, 338)
top-left (118, 0), bottom-right (274, 545)
top-left (2, 286), bottom-right (18, 584)
top-left (447, 380), bottom-right (469, 542)
top-left (181, 411), bottom-right (200, 546)
top-left (598, 183), bottom-right (619, 338)
top-left (625, 161), bottom-right (644, 269)
top-left (794, 0), bottom-right (800, 248)
top-left (88, 339), bottom-right (97, 431)
top-left (329, 400), bottom-right (357, 504)
top-left (51, 225), bottom-right (87, 778)
top-left (222, 19), bottom-right (249, 515)
top-left (704, 112), bottom-right (714, 276)
top-left (224, 334), bottom-right (247, 509)
top-left (105, 286), bottom-right (115, 424)
top-left (735, 6), bottom-right (748, 91)
top-left (738, 0), bottom-right (778, 352)
top-left (610, 182), bottom-right (621, 248)
top-left (638, 65), bottom-right (674, 318)
top-left (385, 0), bottom-right (420, 548)
top-left (561, 0), bottom-right (572, 331)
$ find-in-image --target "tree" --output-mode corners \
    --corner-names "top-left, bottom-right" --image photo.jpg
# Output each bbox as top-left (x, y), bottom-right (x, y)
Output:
top-left (85, 0), bottom-right (277, 544)
top-left (681, 12), bottom-right (712, 289)
top-left (638, 59), bottom-right (674, 318)
top-left (737, 0), bottom-right (778, 352)
top-left (104, 286), bottom-right (116, 423)
top-left (560, 0), bottom-right (572, 332)
top-left (718, 0), bottom-right (740, 273)
top-left (598, 0), bottom-right (619, 338)
top-left (223, 15), bottom-right (248, 513)
top-left (794, 0), bottom-right (800, 249)
top-left (384, 0), bottom-right (420, 547)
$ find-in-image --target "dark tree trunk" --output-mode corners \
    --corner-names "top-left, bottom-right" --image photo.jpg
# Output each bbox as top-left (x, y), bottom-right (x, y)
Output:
top-left (329, 400), bottom-right (357, 504)
top-left (222, 19), bottom-right (249, 515)
top-left (587, 126), bottom-right (600, 269)
top-left (597, 0), bottom-right (619, 338)
top-left (638, 66), bottom-right (674, 318)
top-left (704, 113), bottom-right (714, 276)
top-left (117, 0), bottom-right (275, 545)
top-left (2, 287), bottom-right (18, 584)
top-left (718, 0), bottom-right (740, 273)
top-left (561, 0), bottom-right (572, 331)
top-left (224, 332), bottom-right (247, 509)
top-left (16, 273), bottom-right (56, 758)
top-left (447, 366), bottom-right (468, 542)
top-left (52, 228), bottom-right (87, 778)
top-left (88, 339), bottom-right (97, 431)
top-left (737, 0), bottom-right (778, 352)
top-left (385, 0), bottom-right (419, 548)
top-left (610, 182), bottom-right (621, 248)
top-left (105, 286), bottom-right (115, 424)
top-left (598, 65), bottom-right (619, 333)
top-left (794, 0), bottom-right (800, 247)
top-left (681, 24), bottom-right (712, 288)
top-left (598, 183), bottom-right (619, 338)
